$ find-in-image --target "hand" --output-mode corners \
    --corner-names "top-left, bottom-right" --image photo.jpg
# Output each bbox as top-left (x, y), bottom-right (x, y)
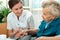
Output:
top-left (13, 27), bottom-right (20, 36)
top-left (14, 32), bottom-right (24, 38)
top-left (19, 30), bottom-right (28, 36)
top-left (15, 32), bottom-right (21, 38)
top-left (22, 29), bottom-right (29, 33)
top-left (28, 29), bottom-right (37, 35)
top-left (16, 27), bottom-right (20, 32)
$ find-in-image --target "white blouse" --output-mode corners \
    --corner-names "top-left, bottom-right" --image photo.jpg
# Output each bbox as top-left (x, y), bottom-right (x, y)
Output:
top-left (7, 10), bottom-right (34, 31)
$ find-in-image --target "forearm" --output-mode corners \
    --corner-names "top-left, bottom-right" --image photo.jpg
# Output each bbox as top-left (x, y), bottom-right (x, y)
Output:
top-left (8, 29), bottom-right (20, 38)
top-left (33, 29), bottom-right (38, 33)
top-left (30, 28), bottom-right (38, 34)
top-left (36, 36), bottom-right (60, 40)
top-left (44, 37), bottom-right (60, 40)
top-left (11, 31), bottom-right (19, 36)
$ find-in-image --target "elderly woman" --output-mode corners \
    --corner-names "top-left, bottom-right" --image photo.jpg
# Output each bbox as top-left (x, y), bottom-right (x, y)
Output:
top-left (28, 0), bottom-right (60, 40)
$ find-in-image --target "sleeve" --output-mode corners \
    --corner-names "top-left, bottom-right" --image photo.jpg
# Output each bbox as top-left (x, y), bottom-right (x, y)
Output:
top-left (7, 16), bottom-right (13, 30)
top-left (27, 15), bottom-right (35, 29)
top-left (56, 24), bottom-right (60, 36)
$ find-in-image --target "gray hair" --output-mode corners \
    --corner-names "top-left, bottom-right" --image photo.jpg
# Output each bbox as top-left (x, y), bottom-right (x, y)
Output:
top-left (42, 0), bottom-right (60, 18)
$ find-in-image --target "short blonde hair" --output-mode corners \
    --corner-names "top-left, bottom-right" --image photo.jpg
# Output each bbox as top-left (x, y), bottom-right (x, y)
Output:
top-left (42, 0), bottom-right (60, 18)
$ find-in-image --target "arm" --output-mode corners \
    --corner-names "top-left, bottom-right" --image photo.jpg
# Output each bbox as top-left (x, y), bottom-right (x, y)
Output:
top-left (36, 24), bottom-right (60, 40)
top-left (27, 16), bottom-right (35, 29)
top-left (7, 16), bottom-right (20, 38)
top-left (27, 15), bottom-right (38, 35)
top-left (8, 27), bottom-right (20, 38)
top-left (28, 29), bottom-right (38, 35)
top-left (36, 36), bottom-right (60, 40)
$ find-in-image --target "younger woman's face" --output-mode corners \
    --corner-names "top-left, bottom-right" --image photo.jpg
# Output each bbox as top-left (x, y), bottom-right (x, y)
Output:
top-left (42, 8), bottom-right (55, 22)
top-left (11, 2), bottom-right (23, 17)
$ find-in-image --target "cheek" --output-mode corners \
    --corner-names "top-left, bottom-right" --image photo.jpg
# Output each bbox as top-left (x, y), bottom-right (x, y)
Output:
top-left (14, 11), bottom-right (18, 15)
top-left (17, 9), bottom-right (23, 14)
top-left (42, 15), bottom-right (44, 19)
top-left (12, 10), bottom-right (19, 15)
top-left (14, 11), bottom-right (17, 13)
top-left (20, 9), bottom-right (23, 13)
top-left (12, 9), bottom-right (17, 13)
top-left (42, 15), bottom-right (46, 20)
top-left (42, 15), bottom-right (49, 21)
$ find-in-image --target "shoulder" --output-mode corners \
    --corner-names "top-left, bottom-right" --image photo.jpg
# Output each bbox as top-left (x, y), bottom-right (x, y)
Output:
top-left (7, 12), bottom-right (14, 17)
top-left (51, 18), bottom-right (60, 25)
top-left (48, 18), bottom-right (60, 28)
top-left (23, 10), bottom-right (32, 15)
top-left (23, 10), bottom-right (32, 18)
top-left (55, 18), bottom-right (60, 27)
top-left (7, 12), bottom-right (15, 20)
top-left (23, 10), bottom-right (32, 13)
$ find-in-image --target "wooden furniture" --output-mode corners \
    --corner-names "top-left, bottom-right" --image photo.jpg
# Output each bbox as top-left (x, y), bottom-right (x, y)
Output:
top-left (0, 23), bottom-right (8, 37)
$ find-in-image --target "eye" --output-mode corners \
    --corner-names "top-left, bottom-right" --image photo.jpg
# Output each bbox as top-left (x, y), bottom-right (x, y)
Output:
top-left (15, 8), bottom-right (18, 10)
top-left (19, 6), bottom-right (23, 9)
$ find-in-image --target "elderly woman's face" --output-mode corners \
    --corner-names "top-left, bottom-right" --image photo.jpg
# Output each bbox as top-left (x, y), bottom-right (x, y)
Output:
top-left (42, 8), bottom-right (55, 22)
top-left (11, 2), bottom-right (23, 17)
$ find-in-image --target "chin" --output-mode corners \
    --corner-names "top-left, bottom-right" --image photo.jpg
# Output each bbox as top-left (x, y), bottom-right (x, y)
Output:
top-left (16, 14), bottom-right (20, 17)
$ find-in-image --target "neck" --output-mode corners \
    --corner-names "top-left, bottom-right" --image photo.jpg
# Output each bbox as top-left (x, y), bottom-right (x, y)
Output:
top-left (17, 16), bottom-right (19, 20)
